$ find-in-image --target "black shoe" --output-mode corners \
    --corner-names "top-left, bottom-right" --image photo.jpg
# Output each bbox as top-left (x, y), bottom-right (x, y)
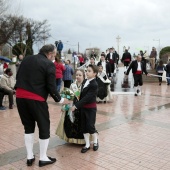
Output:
top-left (137, 89), bottom-right (140, 93)
top-left (159, 83), bottom-right (161, 86)
top-left (27, 156), bottom-right (35, 166)
top-left (93, 142), bottom-right (99, 151)
top-left (81, 147), bottom-right (90, 153)
top-left (134, 93), bottom-right (138, 96)
top-left (104, 101), bottom-right (106, 104)
top-left (167, 83), bottom-right (169, 86)
top-left (39, 157), bottom-right (56, 167)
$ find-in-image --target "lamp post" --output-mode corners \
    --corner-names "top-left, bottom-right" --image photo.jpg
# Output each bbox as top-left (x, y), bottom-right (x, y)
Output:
top-left (116, 35), bottom-right (121, 55)
top-left (153, 39), bottom-right (160, 59)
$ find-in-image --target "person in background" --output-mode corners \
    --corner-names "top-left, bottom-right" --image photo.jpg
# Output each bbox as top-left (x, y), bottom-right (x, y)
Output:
top-left (149, 47), bottom-right (157, 70)
top-left (89, 57), bottom-right (96, 65)
top-left (0, 68), bottom-right (15, 109)
top-left (156, 60), bottom-right (165, 86)
top-left (16, 54), bottom-right (24, 72)
top-left (140, 50), bottom-right (147, 67)
top-left (125, 55), bottom-right (148, 96)
top-left (0, 59), bottom-right (8, 76)
top-left (121, 49), bottom-right (132, 71)
top-left (54, 56), bottom-right (65, 92)
top-left (79, 55), bottom-right (84, 66)
top-left (0, 90), bottom-right (6, 110)
top-left (72, 52), bottom-right (79, 69)
top-left (106, 48), bottom-right (117, 76)
top-left (56, 40), bottom-right (63, 56)
top-left (63, 60), bottom-right (74, 88)
top-left (97, 53), bottom-right (111, 78)
top-left (165, 60), bottom-right (170, 85)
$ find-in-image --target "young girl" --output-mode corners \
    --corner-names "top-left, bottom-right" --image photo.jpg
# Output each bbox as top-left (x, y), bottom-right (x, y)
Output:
top-left (71, 65), bottom-right (99, 153)
top-left (56, 69), bottom-right (86, 144)
top-left (96, 65), bottom-right (112, 103)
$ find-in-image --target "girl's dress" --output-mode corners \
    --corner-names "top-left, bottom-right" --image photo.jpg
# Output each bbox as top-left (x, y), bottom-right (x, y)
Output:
top-left (96, 72), bottom-right (112, 102)
top-left (56, 81), bottom-right (85, 144)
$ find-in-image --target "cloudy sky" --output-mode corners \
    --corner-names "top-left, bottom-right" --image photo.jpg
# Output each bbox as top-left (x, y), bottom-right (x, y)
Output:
top-left (12, 0), bottom-right (170, 55)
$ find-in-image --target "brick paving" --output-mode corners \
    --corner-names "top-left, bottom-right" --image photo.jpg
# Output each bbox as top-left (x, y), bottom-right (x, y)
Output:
top-left (1, 83), bottom-right (170, 169)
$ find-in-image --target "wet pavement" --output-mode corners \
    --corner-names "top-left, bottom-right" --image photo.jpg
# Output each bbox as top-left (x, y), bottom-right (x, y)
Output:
top-left (1, 69), bottom-right (170, 169)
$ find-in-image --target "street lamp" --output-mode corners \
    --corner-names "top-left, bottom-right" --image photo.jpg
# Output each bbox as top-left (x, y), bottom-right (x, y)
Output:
top-left (153, 39), bottom-right (160, 59)
top-left (116, 35), bottom-right (121, 55)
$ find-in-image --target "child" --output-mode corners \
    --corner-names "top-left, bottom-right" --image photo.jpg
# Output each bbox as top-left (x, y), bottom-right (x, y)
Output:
top-left (71, 65), bottom-right (99, 153)
top-left (96, 65), bottom-right (112, 103)
top-left (56, 69), bottom-right (85, 144)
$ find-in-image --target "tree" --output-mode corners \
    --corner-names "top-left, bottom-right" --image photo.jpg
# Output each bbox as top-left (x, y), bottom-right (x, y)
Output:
top-left (68, 49), bottom-right (72, 54)
top-left (160, 46), bottom-right (170, 57)
top-left (12, 42), bottom-right (32, 57)
top-left (0, 14), bottom-right (51, 56)
top-left (0, 0), bottom-right (9, 16)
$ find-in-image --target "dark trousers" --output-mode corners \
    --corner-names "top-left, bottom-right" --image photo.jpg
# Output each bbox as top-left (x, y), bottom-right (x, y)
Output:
top-left (133, 74), bottom-right (143, 86)
top-left (0, 91), bottom-right (4, 107)
top-left (124, 61), bottom-right (130, 67)
top-left (158, 73), bottom-right (163, 82)
top-left (81, 108), bottom-right (97, 134)
top-left (64, 80), bottom-right (72, 88)
top-left (16, 98), bottom-right (50, 139)
top-left (56, 78), bottom-right (62, 92)
top-left (0, 88), bottom-right (14, 106)
top-left (110, 63), bottom-right (115, 73)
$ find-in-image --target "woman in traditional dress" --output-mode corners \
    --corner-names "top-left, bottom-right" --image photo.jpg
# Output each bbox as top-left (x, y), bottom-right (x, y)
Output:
top-left (56, 69), bottom-right (85, 144)
top-left (96, 65), bottom-right (112, 103)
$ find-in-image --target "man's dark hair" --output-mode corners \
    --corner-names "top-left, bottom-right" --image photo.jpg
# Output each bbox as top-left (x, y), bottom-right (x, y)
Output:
top-left (88, 64), bottom-right (98, 75)
top-left (5, 68), bottom-right (12, 74)
top-left (90, 57), bottom-right (95, 60)
top-left (39, 44), bottom-right (56, 54)
top-left (101, 53), bottom-right (105, 57)
top-left (67, 60), bottom-right (71, 64)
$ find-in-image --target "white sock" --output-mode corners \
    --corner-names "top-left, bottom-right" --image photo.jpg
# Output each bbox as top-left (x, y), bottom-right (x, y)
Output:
top-left (24, 133), bottom-right (34, 159)
top-left (83, 133), bottom-right (90, 148)
top-left (39, 139), bottom-right (50, 161)
top-left (92, 133), bottom-right (98, 144)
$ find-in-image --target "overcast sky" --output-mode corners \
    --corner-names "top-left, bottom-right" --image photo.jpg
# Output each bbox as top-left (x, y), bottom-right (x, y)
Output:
top-left (12, 0), bottom-right (170, 55)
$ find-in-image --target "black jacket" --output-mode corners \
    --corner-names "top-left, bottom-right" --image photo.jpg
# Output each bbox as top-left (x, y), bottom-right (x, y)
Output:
top-left (97, 61), bottom-right (111, 77)
top-left (126, 60), bottom-right (148, 75)
top-left (106, 53), bottom-right (117, 63)
top-left (15, 53), bottom-right (61, 102)
top-left (75, 79), bottom-right (98, 109)
top-left (165, 63), bottom-right (170, 73)
top-left (121, 52), bottom-right (131, 62)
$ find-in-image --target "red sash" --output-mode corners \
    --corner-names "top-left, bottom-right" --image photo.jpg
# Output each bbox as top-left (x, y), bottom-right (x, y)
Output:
top-left (135, 71), bottom-right (142, 75)
top-left (83, 102), bottom-right (96, 108)
top-left (16, 88), bottom-right (45, 101)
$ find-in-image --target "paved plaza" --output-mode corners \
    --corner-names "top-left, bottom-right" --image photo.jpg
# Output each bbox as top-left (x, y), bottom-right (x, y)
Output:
top-left (1, 81), bottom-right (170, 169)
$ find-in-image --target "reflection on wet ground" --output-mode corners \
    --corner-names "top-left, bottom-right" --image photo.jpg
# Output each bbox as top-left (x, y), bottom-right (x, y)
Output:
top-left (110, 67), bottom-right (134, 92)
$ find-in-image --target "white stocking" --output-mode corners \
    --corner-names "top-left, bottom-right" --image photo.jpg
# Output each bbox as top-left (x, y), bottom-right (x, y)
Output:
top-left (92, 133), bottom-right (98, 144)
top-left (83, 133), bottom-right (90, 148)
top-left (24, 133), bottom-right (34, 159)
top-left (39, 139), bottom-right (50, 161)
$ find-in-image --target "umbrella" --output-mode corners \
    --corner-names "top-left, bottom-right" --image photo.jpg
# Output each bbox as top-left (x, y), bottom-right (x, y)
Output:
top-left (0, 56), bottom-right (12, 63)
